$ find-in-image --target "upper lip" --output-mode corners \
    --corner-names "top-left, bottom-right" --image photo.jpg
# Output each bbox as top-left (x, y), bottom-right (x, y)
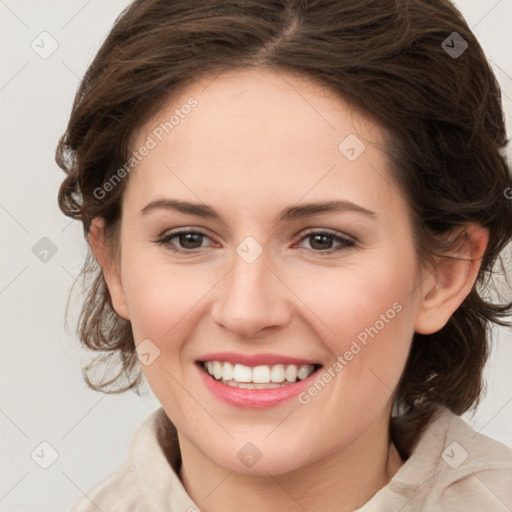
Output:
top-left (197, 352), bottom-right (322, 367)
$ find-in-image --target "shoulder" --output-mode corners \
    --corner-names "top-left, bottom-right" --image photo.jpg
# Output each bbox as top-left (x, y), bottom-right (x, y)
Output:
top-left (421, 407), bottom-right (512, 510)
top-left (65, 457), bottom-right (150, 512)
top-left (64, 407), bottom-right (162, 512)
top-left (361, 407), bottom-right (512, 511)
top-left (65, 407), bottom-right (195, 512)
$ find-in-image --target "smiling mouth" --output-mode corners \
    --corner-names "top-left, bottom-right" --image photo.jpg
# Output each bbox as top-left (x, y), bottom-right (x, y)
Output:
top-left (197, 360), bottom-right (323, 389)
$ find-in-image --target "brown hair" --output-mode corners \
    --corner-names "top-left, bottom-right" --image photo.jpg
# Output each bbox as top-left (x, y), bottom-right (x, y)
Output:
top-left (56, 0), bottom-right (512, 456)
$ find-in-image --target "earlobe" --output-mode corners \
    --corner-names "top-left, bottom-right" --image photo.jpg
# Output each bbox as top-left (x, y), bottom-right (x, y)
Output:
top-left (414, 224), bottom-right (489, 335)
top-left (88, 217), bottom-right (130, 321)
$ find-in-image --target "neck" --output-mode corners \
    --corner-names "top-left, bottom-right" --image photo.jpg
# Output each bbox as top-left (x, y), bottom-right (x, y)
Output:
top-left (177, 408), bottom-right (404, 512)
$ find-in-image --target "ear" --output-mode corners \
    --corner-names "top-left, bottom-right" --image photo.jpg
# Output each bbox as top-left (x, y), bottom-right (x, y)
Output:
top-left (88, 217), bottom-right (130, 321)
top-left (414, 223), bottom-right (489, 335)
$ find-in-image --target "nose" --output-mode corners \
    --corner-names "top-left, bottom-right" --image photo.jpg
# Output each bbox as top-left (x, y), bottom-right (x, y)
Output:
top-left (210, 247), bottom-right (292, 339)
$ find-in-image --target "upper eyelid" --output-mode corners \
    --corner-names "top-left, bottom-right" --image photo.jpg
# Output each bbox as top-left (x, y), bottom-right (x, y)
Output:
top-left (158, 227), bottom-right (352, 239)
top-left (299, 228), bottom-right (355, 242)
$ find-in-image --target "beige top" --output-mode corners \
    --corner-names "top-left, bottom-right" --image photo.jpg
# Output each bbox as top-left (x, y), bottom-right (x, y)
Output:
top-left (66, 406), bottom-right (512, 512)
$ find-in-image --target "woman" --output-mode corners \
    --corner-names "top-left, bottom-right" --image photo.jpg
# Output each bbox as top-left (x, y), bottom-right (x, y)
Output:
top-left (57, 0), bottom-right (512, 510)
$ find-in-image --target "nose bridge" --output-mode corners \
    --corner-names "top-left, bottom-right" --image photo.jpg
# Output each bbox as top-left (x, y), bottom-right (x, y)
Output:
top-left (211, 239), bottom-right (290, 337)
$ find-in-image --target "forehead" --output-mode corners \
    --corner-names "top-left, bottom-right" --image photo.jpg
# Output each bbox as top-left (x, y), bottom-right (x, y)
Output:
top-left (124, 67), bottom-right (401, 222)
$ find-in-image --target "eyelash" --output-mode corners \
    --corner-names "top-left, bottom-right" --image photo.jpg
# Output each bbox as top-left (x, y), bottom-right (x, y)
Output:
top-left (154, 228), bottom-right (356, 255)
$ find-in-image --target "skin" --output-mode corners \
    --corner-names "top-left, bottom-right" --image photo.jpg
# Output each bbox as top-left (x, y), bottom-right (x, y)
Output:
top-left (89, 67), bottom-right (488, 512)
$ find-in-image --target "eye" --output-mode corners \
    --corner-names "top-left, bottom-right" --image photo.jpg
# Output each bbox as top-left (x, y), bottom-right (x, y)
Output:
top-left (154, 229), bottom-right (214, 254)
top-left (295, 229), bottom-right (356, 254)
top-left (154, 228), bottom-right (356, 255)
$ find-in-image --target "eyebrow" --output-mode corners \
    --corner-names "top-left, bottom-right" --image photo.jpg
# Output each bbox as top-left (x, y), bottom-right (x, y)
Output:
top-left (140, 198), bottom-right (377, 223)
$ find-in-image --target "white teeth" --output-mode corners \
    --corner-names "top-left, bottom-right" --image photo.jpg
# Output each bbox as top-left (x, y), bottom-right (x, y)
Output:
top-left (213, 361), bottom-right (223, 380)
top-left (252, 365), bottom-right (271, 384)
top-left (233, 363), bottom-right (252, 383)
top-left (203, 361), bottom-right (317, 386)
top-left (285, 365), bottom-right (297, 382)
top-left (270, 364), bottom-right (285, 383)
top-left (297, 365), bottom-right (310, 380)
top-left (223, 361), bottom-right (234, 381)
top-left (221, 379), bottom-right (282, 389)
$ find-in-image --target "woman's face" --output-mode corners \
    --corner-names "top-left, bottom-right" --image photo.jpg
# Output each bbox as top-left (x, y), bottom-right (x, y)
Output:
top-left (106, 68), bottom-right (427, 474)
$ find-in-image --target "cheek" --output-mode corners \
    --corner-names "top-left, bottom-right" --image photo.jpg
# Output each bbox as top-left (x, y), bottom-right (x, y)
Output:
top-left (121, 258), bottom-right (212, 341)
top-left (120, 261), bottom-right (202, 412)
top-left (289, 255), bottom-right (416, 396)
top-left (295, 260), bottom-right (413, 345)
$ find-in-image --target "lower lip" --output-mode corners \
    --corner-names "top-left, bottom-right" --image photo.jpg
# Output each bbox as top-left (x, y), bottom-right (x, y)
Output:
top-left (196, 363), bottom-right (321, 409)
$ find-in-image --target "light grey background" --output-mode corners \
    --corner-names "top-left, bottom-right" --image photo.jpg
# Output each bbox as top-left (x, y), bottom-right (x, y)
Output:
top-left (1, 1), bottom-right (511, 511)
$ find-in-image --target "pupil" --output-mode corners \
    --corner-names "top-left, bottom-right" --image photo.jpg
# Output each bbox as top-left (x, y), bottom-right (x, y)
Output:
top-left (180, 233), bottom-right (202, 249)
top-left (310, 234), bottom-right (332, 250)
